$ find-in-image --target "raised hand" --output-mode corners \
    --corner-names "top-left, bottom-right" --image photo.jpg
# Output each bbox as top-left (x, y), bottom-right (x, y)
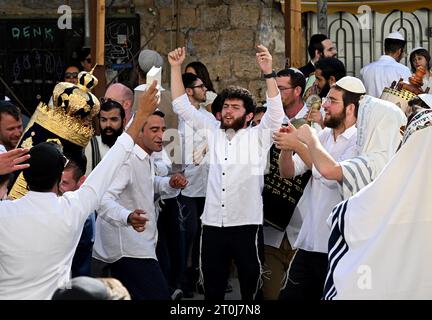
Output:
top-left (305, 109), bottom-right (324, 128)
top-left (168, 47), bottom-right (186, 67)
top-left (0, 148), bottom-right (30, 175)
top-left (127, 209), bottom-right (149, 232)
top-left (296, 124), bottom-right (317, 146)
top-left (256, 44), bottom-right (273, 74)
top-left (273, 126), bottom-right (300, 151)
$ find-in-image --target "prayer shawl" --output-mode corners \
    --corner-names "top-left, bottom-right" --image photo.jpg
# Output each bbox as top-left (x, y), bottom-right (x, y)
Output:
top-left (339, 95), bottom-right (406, 199)
top-left (324, 110), bottom-right (432, 299)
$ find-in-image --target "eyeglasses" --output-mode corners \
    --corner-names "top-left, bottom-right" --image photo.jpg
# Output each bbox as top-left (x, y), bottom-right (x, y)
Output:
top-left (322, 96), bottom-right (344, 105)
top-left (65, 72), bottom-right (78, 79)
top-left (190, 84), bottom-right (206, 89)
top-left (278, 86), bottom-right (295, 91)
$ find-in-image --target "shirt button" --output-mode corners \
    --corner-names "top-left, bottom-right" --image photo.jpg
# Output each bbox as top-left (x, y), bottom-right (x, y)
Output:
top-left (222, 204), bottom-right (225, 207)
top-left (222, 172), bottom-right (225, 175)
top-left (225, 158), bottom-right (227, 161)
top-left (222, 189), bottom-right (225, 191)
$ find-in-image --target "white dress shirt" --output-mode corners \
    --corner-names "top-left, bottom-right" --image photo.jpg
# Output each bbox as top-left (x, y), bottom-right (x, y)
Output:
top-left (360, 55), bottom-right (411, 98)
top-left (286, 126), bottom-right (358, 253)
top-left (179, 106), bottom-right (215, 198)
top-left (172, 92), bottom-right (284, 227)
top-left (93, 145), bottom-right (176, 263)
top-left (264, 104), bottom-right (321, 248)
top-left (0, 133), bottom-right (134, 299)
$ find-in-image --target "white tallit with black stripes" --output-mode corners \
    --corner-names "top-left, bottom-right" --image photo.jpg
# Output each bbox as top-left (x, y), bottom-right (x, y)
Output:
top-left (324, 122), bottom-right (432, 299)
top-left (339, 95), bottom-right (406, 199)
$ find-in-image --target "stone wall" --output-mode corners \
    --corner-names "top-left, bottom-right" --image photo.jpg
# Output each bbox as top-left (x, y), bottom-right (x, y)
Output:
top-left (0, 0), bottom-right (286, 101)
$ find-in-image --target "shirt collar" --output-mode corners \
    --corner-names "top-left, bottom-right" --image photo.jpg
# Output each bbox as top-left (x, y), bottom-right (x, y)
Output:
top-left (340, 125), bottom-right (357, 140)
top-left (133, 144), bottom-right (150, 160)
top-left (380, 55), bottom-right (397, 63)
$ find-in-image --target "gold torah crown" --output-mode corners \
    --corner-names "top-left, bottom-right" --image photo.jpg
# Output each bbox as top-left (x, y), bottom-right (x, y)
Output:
top-left (41, 69), bottom-right (100, 147)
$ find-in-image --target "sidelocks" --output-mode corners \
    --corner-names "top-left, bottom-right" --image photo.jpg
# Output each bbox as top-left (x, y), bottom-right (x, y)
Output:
top-left (9, 69), bottom-right (100, 199)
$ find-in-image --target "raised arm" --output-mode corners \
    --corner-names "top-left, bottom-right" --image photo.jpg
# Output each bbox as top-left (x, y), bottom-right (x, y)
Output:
top-left (68, 82), bottom-right (160, 217)
top-left (168, 47), bottom-right (186, 100)
top-left (255, 45), bottom-right (285, 132)
top-left (0, 148), bottom-right (30, 175)
top-left (296, 124), bottom-right (343, 181)
top-left (168, 47), bottom-right (219, 131)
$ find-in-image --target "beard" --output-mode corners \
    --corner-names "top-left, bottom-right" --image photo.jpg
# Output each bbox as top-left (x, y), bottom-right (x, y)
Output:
top-left (220, 113), bottom-right (247, 132)
top-left (101, 126), bottom-right (123, 147)
top-left (319, 82), bottom-right (331, 98)
top-left (324, 107), bottom-right (346, 129)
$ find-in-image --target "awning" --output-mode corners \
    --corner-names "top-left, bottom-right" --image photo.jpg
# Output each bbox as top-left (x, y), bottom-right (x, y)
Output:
top-left (300, 0), bottom-right (432, 14)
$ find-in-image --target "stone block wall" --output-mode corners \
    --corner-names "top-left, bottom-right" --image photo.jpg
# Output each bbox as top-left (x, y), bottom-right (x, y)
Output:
top-left (0, 0), bottom-right (287, 101)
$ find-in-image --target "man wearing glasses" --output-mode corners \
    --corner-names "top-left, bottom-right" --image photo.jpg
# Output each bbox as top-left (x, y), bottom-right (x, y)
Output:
top-left (275, 76), bottom-right (365, 300)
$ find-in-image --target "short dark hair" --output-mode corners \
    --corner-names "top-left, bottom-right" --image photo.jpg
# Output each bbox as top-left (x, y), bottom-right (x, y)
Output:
top-left (24, 142), bottom-right (66, 192)
top-left (99, 100), bottom-right (125, 120)
top-left (182, 72), bottom-right (200, 88)
top-left (334, 84), bottom-right (363, 118)
top-left (211, 94), bottom-right (223, 117)
top-left (64, 152), bottom-right (87, 182)
top-left (219, 86), bottom-right (257, 116)
top-left (185, 61), bottom-right (215, 92)
top-left (153, 110), bottom-right (165, 118)
top-left (0, 101), bottom-right (21, 122)
top-left (277, 68), bottom-right (306, 96)
top-left (409, 48), bottom-right (431, 73)
top-left (384, 38), bottom-right (406, 55)
top-left (255, 106), bottom-right (267, 114)
top-left (307, 34), bottom-right (328, 59)
top-left (315, 58), bottom-right (347, 82)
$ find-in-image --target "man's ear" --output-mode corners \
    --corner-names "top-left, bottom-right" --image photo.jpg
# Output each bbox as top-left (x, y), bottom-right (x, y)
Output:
top-left (294, 86), bottom-right (302, 98)
top-left (185, 87), bottom-right (193, 97)
top-left (328, 76), bottom-right (336, 86)
top-left (346, 103), bottom-right (355, 117)
top-left (77, 175), bottom-right (86, 188)
top-left (246, 112), bottom-right (254, 123)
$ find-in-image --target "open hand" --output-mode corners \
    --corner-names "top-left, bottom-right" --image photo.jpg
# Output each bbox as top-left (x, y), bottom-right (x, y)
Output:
top-left (0, 148), bottom-right (30, 175)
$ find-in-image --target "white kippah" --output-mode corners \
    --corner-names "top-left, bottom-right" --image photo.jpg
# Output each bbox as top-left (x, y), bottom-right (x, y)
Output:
top-left (335, 76), bottom-right (366, 94)
top-left (418, 93), bottom-right (432, 109)
top-left (386, 31), bottom-right (405, 41)
top-left (410, 46), bottom-right (426, 54)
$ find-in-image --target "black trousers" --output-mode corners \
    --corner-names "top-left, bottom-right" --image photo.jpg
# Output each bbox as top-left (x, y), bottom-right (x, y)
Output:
top-left (111, 257), bottom-right (170, 300)
top-left (279, 249), bottom-right (328, 300)
top-left (201, 224), bottom-right (264, 301)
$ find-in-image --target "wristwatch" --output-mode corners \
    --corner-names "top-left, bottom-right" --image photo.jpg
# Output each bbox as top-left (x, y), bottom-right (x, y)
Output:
top-left (263, 70), bottom-right (277, 79)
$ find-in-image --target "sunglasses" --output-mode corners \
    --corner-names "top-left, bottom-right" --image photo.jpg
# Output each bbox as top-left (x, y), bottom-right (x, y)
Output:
top-left (65, 72), bottom-right (78, 79)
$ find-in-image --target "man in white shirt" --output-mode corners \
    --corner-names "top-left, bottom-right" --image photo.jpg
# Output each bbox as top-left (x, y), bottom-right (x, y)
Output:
top-left (0, 82), bottom-right (159, 300)
top-left (169, 45), bottom-right (285, 300)
top-left (360, 31), bottom-right (411, 97)
top-left (94, 111), bottom-right (187, 300)
top-left (261, 67), bottom-right (313, 300)
top-left (275, 76), bottom-right (365, 300)
top-left (178, 72), bottom-right (216, 296)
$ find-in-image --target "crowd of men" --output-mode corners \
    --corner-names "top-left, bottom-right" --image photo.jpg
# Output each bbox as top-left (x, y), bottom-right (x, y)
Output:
top-left (0, 30), bottom-right (431, 300)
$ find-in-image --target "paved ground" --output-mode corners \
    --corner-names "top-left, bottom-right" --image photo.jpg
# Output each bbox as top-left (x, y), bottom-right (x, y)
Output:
top-left (183, 277), bottom-right (241, 300)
